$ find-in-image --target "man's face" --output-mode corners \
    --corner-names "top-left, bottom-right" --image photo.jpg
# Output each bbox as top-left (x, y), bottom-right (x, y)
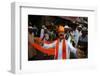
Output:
top-left (65, 28), bottom-right (69, 33)
top-left (58, 32), bottom-right (65, 39)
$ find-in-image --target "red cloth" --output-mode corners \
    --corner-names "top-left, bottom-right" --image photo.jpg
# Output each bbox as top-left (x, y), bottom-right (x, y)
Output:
top-left (31, 39), bottom-right (67, 59)
top-left (55, 39), bottom-right (67, 59)
top-left (31, 43), bottom-right (55, 55)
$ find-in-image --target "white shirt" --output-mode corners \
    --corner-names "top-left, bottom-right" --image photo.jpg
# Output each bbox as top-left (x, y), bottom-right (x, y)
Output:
top-left (40, 29), bottom-right (44, 39)
top-left (43, 40), bottom-right (77, 59)
top-left (73, 29), bottom-right (82, 47)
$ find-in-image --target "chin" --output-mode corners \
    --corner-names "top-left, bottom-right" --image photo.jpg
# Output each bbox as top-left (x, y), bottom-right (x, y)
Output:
top-left (59, 37), bottom-right (64, 39)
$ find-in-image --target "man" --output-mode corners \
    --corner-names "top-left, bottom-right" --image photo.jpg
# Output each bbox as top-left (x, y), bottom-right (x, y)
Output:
top-left (40, 25), bottom-right (46, 39)
top-left (41, 27), bottom-right (51, 41)
top-left (41, 26), bottom-right (78, 59)
top-left (28, 26), bottom-right (37, 60)
top-left (73, 25), bottom-right (80, 47)
top-left (64, 25), bottom-right (70, 40)
top-left (78, 27), bottom-right (88, 58)
top-left (33, 25), bottom-right (38, 36)
top-left (77, 25), bottom-right (82, 37)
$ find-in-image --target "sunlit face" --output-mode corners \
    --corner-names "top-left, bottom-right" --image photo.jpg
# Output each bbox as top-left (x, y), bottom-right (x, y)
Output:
top-left (58, 32), bottom-right (65, 39)
top-left (65, 28), bottom-right (68, 33)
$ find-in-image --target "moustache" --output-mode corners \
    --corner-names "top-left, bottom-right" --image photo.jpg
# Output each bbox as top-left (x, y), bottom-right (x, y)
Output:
top-left (59, 34), bottom-right (64, 37)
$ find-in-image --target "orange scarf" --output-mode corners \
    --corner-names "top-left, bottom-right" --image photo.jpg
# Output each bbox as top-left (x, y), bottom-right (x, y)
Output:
top-left (55, 39), bottom-right (67, 59)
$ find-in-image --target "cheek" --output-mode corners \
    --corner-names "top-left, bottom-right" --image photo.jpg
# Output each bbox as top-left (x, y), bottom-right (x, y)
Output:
top-left (58, 33), bottom-right (61, 36)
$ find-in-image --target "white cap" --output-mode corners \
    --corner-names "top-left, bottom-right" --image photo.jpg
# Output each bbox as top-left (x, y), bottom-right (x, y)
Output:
top-left (44, 27), bottom-right (47, 29)
top-left (64, 25), bottom-right (69, 29)
top-left (78, 24), bottom-right (82, 28)
top-left (42, 25), bottom-right (45, 28)
top-left (28, 26), bottom-right (33, 29)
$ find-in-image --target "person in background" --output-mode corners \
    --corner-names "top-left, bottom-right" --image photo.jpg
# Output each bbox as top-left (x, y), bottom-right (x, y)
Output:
top-left (49, 29), bottom-right (55, 41)
top-left (77, 25), bottom-right (82, 37)
top-left (53, 25), bottom-right (59, 40)
top-left (78, 27), bottom-right (88, 58)
top-left (28, 26), bottom-right (34, 43)
top-left (42, 28), bottom-right (50, 41)
top-left (64, 25), bottom-right (70, 40)
top-left (40, 25), bottom-right (46, 39)
top-left (28, 26), bottom-right (37, 59)
top-left (33, 25), bottom-right (38, 36)
top-left (73, 24), bottom-right (80, 48)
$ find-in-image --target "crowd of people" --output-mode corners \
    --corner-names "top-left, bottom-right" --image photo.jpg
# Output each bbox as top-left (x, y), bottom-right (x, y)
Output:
top-left (28, 20), bottom-right (88, 60)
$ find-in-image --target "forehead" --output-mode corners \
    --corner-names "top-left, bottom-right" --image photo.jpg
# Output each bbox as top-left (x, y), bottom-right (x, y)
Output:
top-left (59, 32), bottom-right (64, 34)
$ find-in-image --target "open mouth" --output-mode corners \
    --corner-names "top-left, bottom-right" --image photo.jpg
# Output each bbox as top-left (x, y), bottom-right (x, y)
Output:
top-left (59, 34), bottom-right (64, 37)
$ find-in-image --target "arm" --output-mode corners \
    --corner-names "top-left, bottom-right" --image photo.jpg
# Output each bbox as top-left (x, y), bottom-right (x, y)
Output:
top-left (68, 41), bottom-right (77, 56)
top-left (43, 41), bottom-right (56, 49)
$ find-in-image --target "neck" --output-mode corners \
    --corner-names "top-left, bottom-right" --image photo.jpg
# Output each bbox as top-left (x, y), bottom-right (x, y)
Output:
top-left (59, 38), bottom-right (64, 42)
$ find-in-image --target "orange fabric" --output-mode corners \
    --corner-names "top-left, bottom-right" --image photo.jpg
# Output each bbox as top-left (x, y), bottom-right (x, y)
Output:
top-left (62, 39), bottom-right (67, 59)
top-left (31, 38), bottom-right (67, 59)
top-left (55, 39), bottom-right (59, 59)
top-left (55, 39), bottom-right (67, 59)
top-left (31, 43), bottom-right (55, 55)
